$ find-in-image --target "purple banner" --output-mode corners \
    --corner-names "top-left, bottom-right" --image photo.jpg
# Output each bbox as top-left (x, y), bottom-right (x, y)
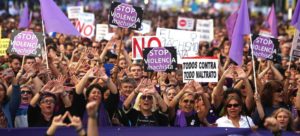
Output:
top-left (0, 127), bottom-right (298, 136)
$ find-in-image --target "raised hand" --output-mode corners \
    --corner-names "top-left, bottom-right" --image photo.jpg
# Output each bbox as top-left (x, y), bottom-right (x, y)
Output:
top-left (86, 101), bottom-right (98, 118)
top-left (67, 112), bottom-right (83, 130)
top-left (51, 112), bottom-right (69, 128)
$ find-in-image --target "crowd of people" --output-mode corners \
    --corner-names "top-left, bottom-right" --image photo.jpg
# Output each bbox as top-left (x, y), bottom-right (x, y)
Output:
top-left (0, 0), bottom-right (300, 136)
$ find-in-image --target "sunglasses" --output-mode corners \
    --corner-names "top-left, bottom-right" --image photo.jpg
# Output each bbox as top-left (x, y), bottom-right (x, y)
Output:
top-left (183, 99), bottom-right (195, 104)
top-left (226, 103), bottom-right (240, 108)
top-left (141, 95), bottom-right (153, 101)
top-left (21, 91), bottom-right (33, 95)
top-left (41, 99), bottom-right (55, 104)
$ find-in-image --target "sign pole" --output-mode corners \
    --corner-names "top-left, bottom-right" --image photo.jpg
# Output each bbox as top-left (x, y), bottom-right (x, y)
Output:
top-left (41, 20), bottom-right (49, 69)
top-left (249, 35), bottom-right (258, 93)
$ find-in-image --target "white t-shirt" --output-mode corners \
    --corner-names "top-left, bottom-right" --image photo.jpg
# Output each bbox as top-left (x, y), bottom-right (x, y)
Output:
top-left (216, 115), bottom-right (255, 128)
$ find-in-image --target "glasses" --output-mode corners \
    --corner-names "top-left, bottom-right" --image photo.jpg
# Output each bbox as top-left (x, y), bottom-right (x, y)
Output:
top-left (141, 95), bottom-right (153, 101)
top-left (183, 99), bottom-right (195, 104)
top-left (21, 91), bottom-right (33, 95)
top-left (41, 99), bottom-right (55, 104)
top-left (226, 103), bottom-right (240, 108)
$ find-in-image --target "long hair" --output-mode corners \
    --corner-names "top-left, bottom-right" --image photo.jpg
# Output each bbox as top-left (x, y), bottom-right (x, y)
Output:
top-left (271, 108), bottom-right (294, 131)
top-left (261, 80), bottom-right (283, 107)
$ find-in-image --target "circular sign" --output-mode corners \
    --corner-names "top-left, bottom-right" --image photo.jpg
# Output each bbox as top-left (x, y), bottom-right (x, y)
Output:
top-left (147, 48), bottom-right (172, 71)
top-left (113, 3), bottom-right (137, 28)
top-left (179, 19), bottom-right (186, 27)
top-left (12, 31), bottom-right (39, 56)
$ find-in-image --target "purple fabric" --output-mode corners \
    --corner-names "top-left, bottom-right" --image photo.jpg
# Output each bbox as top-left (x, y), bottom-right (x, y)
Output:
top-left (39, 0), bottom-right (80, 36)
top-left (267, 4), bottom-right (278, 38)
top-left (175, 110), bottom-right (194, 127)
top-left (18, 3), bottom-right (30, 29)
top-left (291, 0), bottom-right (300, 31)
top-left (229, 0), bottom-right (251, 66)
top-left (83, 103), bottom-right (111, 127)
top-left (226, 11), bottom-right (238, 40)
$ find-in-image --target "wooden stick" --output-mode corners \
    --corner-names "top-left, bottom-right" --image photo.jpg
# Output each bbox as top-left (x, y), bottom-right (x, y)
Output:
top-left (249, 35), bottom-right (258, 93)
top-left (41, 20), bottom-right (49, 69)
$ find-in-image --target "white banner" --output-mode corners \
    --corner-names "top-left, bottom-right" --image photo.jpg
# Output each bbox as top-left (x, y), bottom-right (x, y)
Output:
top-left (177, 17), bottom-right (195, 30)
top-left (291, 30), bottom-right (300, 58)
top-left (196, 19), bottom-right (214, 42)
top-left (95, 24), bottom-right (109, 42)
top-left (182, 57), bottom-right (218, 83)
top-left (67, 6), bottom-right (84, 19)
top-left (132, 36), bottom-right (163, 60)
top-left (156, 27), bottom-right (201, 63)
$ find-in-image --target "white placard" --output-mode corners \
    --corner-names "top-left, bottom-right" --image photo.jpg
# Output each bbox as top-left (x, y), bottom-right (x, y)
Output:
top-left (156, 27), bottom-right (201, 63)
top-left (67, 6), bottom-right (84, 19)
top-left (75, 12), bottom-right (95, 39)
top-left (95, 24), bottom-right (109, 42)
top-left (291, 30), bottom-right (300, 58)
top-left (182, 57), bottom-right (218, 83)
top-left (196, 19), bottom-right (214, 42)
top-left (177, 17), bottom-right (195, 30)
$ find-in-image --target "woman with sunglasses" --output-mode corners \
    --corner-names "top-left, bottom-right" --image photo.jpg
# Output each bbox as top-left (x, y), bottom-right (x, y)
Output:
top-left (122, 79), bottom-right (168, 126)
top-left (216, 96), bottom-right (255, 128)
top-left (169, 80), bottom-right (208, 127)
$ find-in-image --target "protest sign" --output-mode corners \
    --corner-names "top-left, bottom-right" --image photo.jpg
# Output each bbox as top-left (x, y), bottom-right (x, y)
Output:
top-left (95, 24), bottom-right (109, 42)
top-left (177, 17), bottom-right (195, 30)
top-left (156, 28), bottom-right (201, 63)
top-left (135, 20), bottom-right (151, 34)
top-left (75, 12), bottom-right (95, 39)
top-left (143, 47), bottom-right (177, 72)
top-left (196, 19), bottom-right (214, 42)
top-left (291, 30), bottom-right (300, 58)
top-left (251, 34), bottom-right (279, 60)
top-left (0, 38), bottom-right (10, 56)
top-left (132, 36), bottom-right (162, 60)
top-left (67, 6), bottom-right (84, 19)
top-left (182, 57), bottom-right (218, 83)
top-left (109, 2), bottom-right (143, 30)
top-left (8, 30), bottom-right (43, 56)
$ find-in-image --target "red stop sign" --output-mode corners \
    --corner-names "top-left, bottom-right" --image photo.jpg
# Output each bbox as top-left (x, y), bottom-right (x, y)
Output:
top-left (179, 19), bottom-right (186, 27)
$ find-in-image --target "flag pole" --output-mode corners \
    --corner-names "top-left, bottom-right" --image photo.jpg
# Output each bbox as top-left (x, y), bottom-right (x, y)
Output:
top-left (249, 35), bottom-right (258, 93)
top-left (41, 20), bottom-right (49, 69)
top-left (288, 30), bottom-right (297, 71)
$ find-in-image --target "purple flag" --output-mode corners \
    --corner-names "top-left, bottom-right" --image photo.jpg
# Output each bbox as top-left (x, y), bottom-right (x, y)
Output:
top-left (291, 0), bottom-right (300, 31)
top-left (229, 0), bottom-right (250, 66)
top-left (18, 3), bottom-right (30, 29)
top-left (39, 0), bottom-right (80, 36)
top-left (266, 4), bottom-right (278, 38)
top-left (226, 11), bottom-right (238, 40)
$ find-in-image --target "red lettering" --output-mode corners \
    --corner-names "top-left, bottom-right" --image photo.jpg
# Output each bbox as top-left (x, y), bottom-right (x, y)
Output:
top-left (148, 37), bottom-right (161, 47)
top-left (133, 38), bottom-right (144, 58)
top-left (83, 25), bottom-right (93, 36)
